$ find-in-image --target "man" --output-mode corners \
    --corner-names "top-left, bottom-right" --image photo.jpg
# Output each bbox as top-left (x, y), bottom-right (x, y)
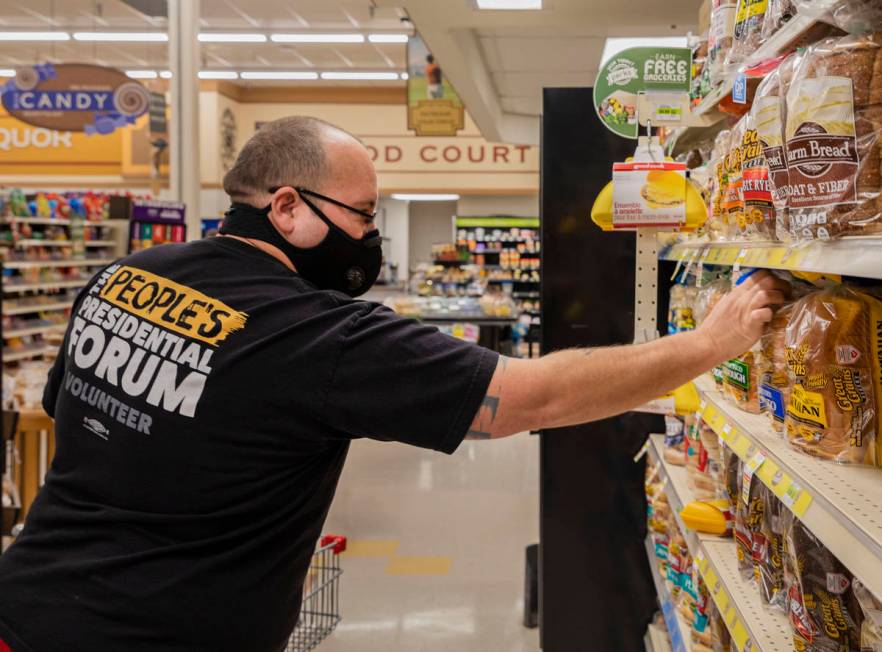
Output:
top-left (425, 54), bottom-right (443, 99)
top-left (0, 117), bottom-right (787, 652)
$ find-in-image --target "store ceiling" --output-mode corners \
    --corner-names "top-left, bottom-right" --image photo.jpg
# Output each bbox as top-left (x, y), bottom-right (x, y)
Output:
top-left (0, 0), bottom-right (407, 83)
top-left (375, 0), bottom-right (699, 144)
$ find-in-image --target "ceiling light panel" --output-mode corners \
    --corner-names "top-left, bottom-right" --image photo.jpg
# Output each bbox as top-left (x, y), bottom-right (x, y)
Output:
top-left (475, 0), bottom-right (542, 8)
top-left (239, 71), bottom-right (319, 80)
top-left (198, 71), bottom-right (239, 79)
top-left (320, 71), bottom-right (400, 80)
top-left (0, 31), bottom-right (70, 41)
top-left (73, 32), bottom-right (168, 42)
top-left (125, 70), bottom-right (159, 79)
top-left (390, 194), bottom-right (461, 201)
top-left (271, 33), bottom-right (365, 44)
top-left (368, 34), bottom-right (409, 43)
top-left (198, 33), bottom-right (267, 43)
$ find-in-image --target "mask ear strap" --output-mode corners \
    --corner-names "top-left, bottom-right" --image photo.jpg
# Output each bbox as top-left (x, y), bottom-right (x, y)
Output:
top-left (298, 194), bottom-right (372, 246)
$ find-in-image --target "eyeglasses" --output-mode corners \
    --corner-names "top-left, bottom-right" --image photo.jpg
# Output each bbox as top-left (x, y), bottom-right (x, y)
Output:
top-left (267, 186), bottom-right (377, 221)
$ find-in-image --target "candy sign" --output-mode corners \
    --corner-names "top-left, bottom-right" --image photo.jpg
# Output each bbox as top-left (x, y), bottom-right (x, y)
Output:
top-left (1, 63), bottom-right (150, 135)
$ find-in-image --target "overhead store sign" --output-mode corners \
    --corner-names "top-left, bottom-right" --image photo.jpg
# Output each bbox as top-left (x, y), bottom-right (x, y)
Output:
top-left (593, 47), bottom-right (692, 139)
top-left (406, 34), bottom-right (465, 137)
top-left (1, 63), bottom-right (150, 135)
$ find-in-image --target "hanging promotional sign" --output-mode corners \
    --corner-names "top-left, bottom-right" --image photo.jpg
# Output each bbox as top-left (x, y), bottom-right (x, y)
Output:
top-left (594, 47), bottom-right (692, 139)
top-left (407, 34), bottom-right (465, 137)
top-left (1, 63), bottom-right (150, 135)
top-left (612, 161), bottom-right (687, 228)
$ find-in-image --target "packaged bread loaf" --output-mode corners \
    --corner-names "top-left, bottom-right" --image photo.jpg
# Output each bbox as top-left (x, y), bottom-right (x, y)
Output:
top-left (741, 90), bottom-right (778, 239)
top-left (760, 299), bottom-right (798, 433)
top-left (707, 129), bottom-right (733, 239)
top-left (756, 485), bottom-right (787, 610)
top-left (782, 509), bottom-right (863, 651)
top-left (784, 286), bottom-right (882, 465)
top-left (723, 347), bottom-right (763, 413)
top-left (709, 0), bottom-right (739, 86)
top-left (762, 0), bottom-right (797, 39)
top-left (695, 276), bottom-right (732, 386)
top-left (853, 578), bottom-right (882, 651)
top-left (726, 0), bottom-right (770, 69)
top-left (784, 34), bottom-right (882, 240)
top-left (723, 117), bottom-right (747, 238)
top-left (734, 458), bottom-right (763, 581)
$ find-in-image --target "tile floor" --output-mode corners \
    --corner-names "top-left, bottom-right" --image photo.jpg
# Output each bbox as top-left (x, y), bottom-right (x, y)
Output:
top-left (317, 432), bottom-right (540, 651)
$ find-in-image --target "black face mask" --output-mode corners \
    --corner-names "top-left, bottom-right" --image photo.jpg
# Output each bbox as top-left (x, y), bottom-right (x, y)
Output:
top-left (219, 189), bottom-right (382, 297)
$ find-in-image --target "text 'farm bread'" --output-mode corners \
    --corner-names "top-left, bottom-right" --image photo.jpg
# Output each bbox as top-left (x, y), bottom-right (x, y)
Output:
top-left (784, 286), bottom-right (882, 465)
top-left (784, 33), bottom-right (882, 240)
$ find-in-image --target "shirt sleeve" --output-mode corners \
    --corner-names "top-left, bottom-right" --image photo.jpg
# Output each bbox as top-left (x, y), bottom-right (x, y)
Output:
top-left (320, 303), bottom-right (499, 454)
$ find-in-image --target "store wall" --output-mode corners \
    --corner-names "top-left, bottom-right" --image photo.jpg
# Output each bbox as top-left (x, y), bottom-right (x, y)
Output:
top-left (408, 201), bottom-right (456, 267)
top-left (378, 197), bottom-right (409, 280)
top-left (457, 194), bottom-right (539, 217)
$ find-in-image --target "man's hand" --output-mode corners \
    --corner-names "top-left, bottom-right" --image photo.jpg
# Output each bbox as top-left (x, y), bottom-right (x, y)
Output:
top-left (465, 269), bottom-right (792, 440)
top-left (695, 270), bottom-right (790, 364)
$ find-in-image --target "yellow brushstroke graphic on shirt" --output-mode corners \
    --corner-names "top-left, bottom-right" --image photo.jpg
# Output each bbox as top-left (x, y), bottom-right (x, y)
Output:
top-left (100, 265), bottom-right (248, 346)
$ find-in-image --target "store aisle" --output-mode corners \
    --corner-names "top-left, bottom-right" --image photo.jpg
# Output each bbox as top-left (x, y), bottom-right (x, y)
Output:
top-left (318, 432), bottom-right (540, 651)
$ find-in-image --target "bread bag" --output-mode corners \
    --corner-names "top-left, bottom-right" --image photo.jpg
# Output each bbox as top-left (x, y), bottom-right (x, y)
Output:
top-left (784, 286), bottom-right (882, 465)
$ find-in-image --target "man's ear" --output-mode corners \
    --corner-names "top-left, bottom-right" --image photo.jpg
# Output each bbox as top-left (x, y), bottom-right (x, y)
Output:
top-left (268, 187), bottom-right (300, 235)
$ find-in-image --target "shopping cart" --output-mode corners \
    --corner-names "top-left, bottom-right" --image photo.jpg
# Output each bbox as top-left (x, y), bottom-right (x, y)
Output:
top-left (286, 535), bottom-right (347, 652)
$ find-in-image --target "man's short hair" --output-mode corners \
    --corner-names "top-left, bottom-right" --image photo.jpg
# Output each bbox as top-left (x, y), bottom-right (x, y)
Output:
top-left (222, 116), bottom-right (348, 203)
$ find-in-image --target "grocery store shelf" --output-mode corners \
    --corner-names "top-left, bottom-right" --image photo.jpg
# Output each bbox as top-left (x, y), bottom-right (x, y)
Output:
top-left (691, 0), bottom-right (834, 119)
top-left (12, 239), bottom-right (116, 248)
top-left (3, 345), bottom-right (59, 362)
top-left (3, 258), bottom-right (114, 269)
top-left (661, 237), bottom-right (882, 280)
top-left (693, 376), bottom-right (882, 601)
top-left (1, 217), bottom-right (125, 227)
top-left (644, 535), bottom-right (691, 652)
top-left (1, 300), bottom-right (74, 316)
top-left (3, 279), bottom-right (87, 293)
top-left (647, 434), bottom-right (792, 652)
top-left (4, 324), bottom-right (66, 339)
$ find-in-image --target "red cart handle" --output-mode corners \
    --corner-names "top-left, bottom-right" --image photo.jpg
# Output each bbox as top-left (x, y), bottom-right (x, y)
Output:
top-left (321, 535), bottom-right (347, 555)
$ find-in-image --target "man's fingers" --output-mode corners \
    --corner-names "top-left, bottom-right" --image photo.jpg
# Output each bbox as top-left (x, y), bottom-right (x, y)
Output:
top-left (749, 289), bottom-right (786, 311)
top-left (750, 307), bottom-right (774, 323)
top-left (738, 270), bottom-right (773, 291)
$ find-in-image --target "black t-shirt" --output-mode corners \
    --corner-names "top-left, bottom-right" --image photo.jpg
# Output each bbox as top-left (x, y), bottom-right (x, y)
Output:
top-left (0, 237), bottom-right (498, 652)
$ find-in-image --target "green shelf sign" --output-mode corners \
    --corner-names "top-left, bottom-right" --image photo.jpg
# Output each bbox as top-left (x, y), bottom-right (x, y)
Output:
top-left (454, 216), bottom-right (539, 228)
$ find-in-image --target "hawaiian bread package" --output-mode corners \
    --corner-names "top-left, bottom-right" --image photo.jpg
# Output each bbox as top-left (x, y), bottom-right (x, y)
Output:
top-left (784, 34), bottom-right (882, 240)
top-left (784, 286), bottom-right (882, 465)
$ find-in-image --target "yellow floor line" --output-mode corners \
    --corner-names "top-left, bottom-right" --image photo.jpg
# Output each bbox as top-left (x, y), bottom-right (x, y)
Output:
top-left (385, 556), bottom-right (452, 576)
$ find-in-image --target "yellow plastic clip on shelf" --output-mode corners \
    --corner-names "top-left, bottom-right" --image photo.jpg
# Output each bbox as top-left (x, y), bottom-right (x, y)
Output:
top-left (680, 499), bottom-right (730, 535)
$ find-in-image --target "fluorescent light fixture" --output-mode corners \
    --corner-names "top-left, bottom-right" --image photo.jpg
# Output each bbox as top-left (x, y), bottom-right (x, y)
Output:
top-left (0, 69), bottom-right (15, 77)
top-left (125, 70), bottom-right (158, 79)
top-left (400, 72), bottom-right (409, 80)
top-left (600, 36), bottom-right (688, 66)
top-left (159, 70), bottom-right (173, 79)
top-left (73, 31), bottom-right (168, 42)
top-left (320, 71), bottom-right (400, 80)
top-left (198, 70), bottom-right (239, 79)
top-left (475, 0), bottom-right (542, 8)
top-left (368, 33), bottom-right (409, 43)
top-left (390, 193), bottom-right (460, 201)
top-left (240, 71), bottom-right (319, 80)
top-left (198, 32), bottom-right (266, 43)
top-left (0, 31), bottom-right (70, 41)
top-left (270, 33), bottom-right (364, 43)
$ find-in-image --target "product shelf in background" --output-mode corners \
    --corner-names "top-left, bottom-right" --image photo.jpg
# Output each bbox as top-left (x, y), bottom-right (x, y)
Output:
top-left (1, 300), bottom-right (74, 316)
top-left (692, 376), bottom-right (882, 601)
top-left (12, 240), bottom-right (117, 249)
top-left (0, 218), bottom-right (125, 228)
top-left (2, 344), bottom-right (58, 362)
top-left (3, 258), bottom-right (114, 270)
top-left (646, 621), bottom-right (673, 652)
top-left (2, 280), bottom-right (88, 294)
top-left (647, 435), bottom-right (793, 652)
top-left (644, 535), bottom-right (692, 652)
top-left (660, 237), bottom-right (882, 280)
top-left (691, 0), bottom-right (836, 120)
top-left (3, 324), bottom-right (66, 339)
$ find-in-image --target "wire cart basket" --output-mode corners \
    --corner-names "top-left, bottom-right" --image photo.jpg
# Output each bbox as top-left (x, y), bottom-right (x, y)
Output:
top-left (286, 535), bottom-right (347, 652)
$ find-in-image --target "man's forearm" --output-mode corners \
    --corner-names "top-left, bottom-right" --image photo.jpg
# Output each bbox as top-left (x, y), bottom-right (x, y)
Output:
top-left (532, 331), bottom-right (719, 430)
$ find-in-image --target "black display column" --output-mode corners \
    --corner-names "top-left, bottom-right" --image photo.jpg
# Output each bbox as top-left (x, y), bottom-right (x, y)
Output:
top-left (539, 87), bottom-right (661, 651)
